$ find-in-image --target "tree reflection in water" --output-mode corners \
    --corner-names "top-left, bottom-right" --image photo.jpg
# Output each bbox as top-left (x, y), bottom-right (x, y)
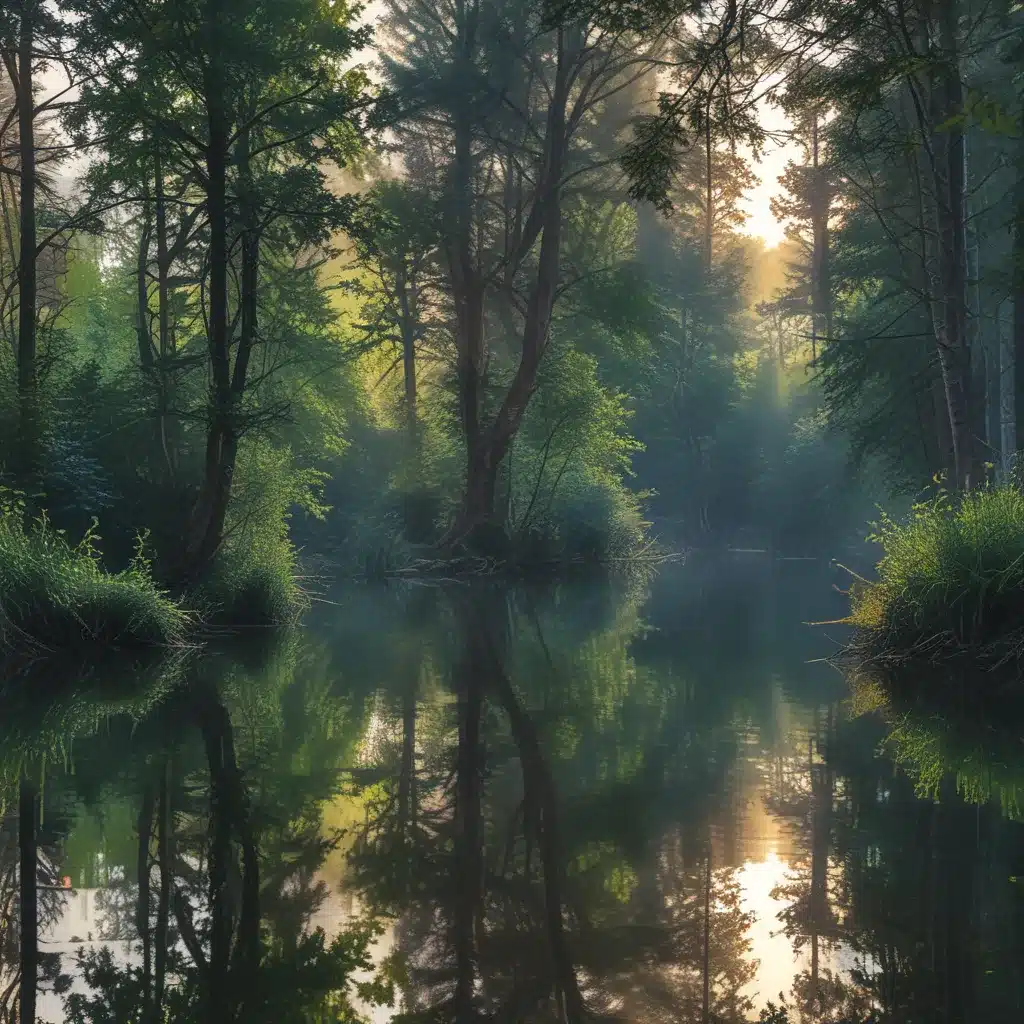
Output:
top-left (1, 642), bottom-right (395, 1024)
top-left (346, 585), bottom-right (758, 1022)
top-left (3, 565), bottom-right (1024, 1023)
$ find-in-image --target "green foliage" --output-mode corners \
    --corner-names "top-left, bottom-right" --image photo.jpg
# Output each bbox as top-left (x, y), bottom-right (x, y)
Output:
top-left (191, 442), bottom-right (326, 625)
top-left (0, 490), bottom-right (187, 655)
top-left (849, 485), bottom-right (1024, 660)
top-left (507, 345), bottom-right (648, 563)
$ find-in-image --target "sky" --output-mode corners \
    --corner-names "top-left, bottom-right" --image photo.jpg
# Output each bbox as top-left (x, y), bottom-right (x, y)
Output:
top-left (739, 99), bottom-right (799, 249)
top-left (741, 143), bottom-right (795, 248)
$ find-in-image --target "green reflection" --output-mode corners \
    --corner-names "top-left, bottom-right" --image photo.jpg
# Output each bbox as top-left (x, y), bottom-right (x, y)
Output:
top-left (2, 561), bottom-right (1024, 1023)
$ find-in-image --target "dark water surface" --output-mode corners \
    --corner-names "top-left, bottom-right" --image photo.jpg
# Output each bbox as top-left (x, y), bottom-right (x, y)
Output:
top-left (3, 555), bottom-right (1023, 1022)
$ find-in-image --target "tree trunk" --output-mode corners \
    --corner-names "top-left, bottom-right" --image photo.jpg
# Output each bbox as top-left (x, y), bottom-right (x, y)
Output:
top-left (397, 264), bottom-right (418, 446)
top-left (136, 203), bottom-right (154, 370)
top-left (965, 130), bottom-right (993, 473)
top-left (16, 1), bottom-right (38, 487)
top-left (1000, 301), bottom-right (1016, 479)
top-left (186, 10), bottom-right (235, 575)
top-left (447, 59), bottom-right (490, 545)
top-left (909, 0), bottom-right (976, 492)
top-left (935, 0), bottom-right (975, 490)
top-left (811, 111), bottom-right (832, 363)
top-left (443, 26), bottom-right (573, 551)
top-left (704, 98), bottom-right (713, 274)
top-left (931, 360), bottom-right (954, 482)
top-left (154, 151), bottom-right (177, 477)
top-left (19, 776), bottom-right (37, 1024)
top-left (1014, 125), bottom-right (1024, 462)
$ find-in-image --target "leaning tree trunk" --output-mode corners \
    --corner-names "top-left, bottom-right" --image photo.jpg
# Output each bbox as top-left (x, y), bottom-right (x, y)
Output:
top-left (444, 27), bottom-right (573, 550)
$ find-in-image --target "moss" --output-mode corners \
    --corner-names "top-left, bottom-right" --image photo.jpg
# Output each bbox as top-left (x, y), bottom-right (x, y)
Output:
top-left (844, 485), bottom-right (1024, 665)
top-left (0, 494), bottom-right (188, 656)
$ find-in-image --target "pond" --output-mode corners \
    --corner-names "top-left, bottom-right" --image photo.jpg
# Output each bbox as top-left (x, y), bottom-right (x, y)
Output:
top-left (2, 554), bottom-right (1023, 1023)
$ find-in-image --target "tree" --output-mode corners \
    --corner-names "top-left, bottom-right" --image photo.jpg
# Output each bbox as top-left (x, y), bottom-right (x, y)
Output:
top-left (67, 0), bottom-right (371, 575)
top-left (381, 0), bottom-right (664, 551)
top-left (0, 0), bottom-right (74, 487)
top-left (347, 180), bottom-right (447, 453)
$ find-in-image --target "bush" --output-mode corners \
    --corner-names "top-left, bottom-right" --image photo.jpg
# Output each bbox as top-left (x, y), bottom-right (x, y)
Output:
top-left (0, 492), bottom-right (187, 655)
top-left (188, 441), bottom-right (315, 626)
top-left (547, 473), bottom-right (649, 563)
top-left (191, 534), bottom-right (304, 627)
top-left (847, 485), bottom-right (1024, 662)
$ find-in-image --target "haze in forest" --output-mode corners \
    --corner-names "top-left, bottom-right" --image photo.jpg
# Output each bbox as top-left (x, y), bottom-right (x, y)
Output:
top-left (3, 3), bottom-right (1024, 1023)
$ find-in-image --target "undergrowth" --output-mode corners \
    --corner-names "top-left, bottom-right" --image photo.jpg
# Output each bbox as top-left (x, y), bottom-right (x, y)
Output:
top-left (0, 491), bottom-right (187, 655)
top-left (844, 484), bottom-right (1024, 665)
top-left (190, 536), bottom-right (305, 628)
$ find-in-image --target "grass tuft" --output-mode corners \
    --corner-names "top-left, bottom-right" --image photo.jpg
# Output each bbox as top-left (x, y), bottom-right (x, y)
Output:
top-left (0, 491), bottom-right (187, 655)
top-left (846, 485), bottom-right (1024, 665)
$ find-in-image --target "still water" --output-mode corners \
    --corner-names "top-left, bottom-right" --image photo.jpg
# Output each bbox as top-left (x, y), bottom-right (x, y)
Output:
top-left (2, 555), bottom-right (1023, 1023)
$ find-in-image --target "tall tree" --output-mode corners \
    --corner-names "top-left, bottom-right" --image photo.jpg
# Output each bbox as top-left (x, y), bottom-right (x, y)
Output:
top-left (0, 0), bottom-right (68, 487)
top-left (382, 0), bottom-right (664, 551)
top-left (68, 0), bottom-right (370, 575)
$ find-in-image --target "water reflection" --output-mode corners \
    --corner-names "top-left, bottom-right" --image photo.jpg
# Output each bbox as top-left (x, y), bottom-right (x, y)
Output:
top-left (1, 558), bottom-right (1023, 1022)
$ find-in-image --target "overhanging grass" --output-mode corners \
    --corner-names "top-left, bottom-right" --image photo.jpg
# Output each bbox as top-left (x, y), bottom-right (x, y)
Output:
top-left (0, 498), bottom-right (188, 655)
top-left (845, 486), bottom-right (1024, 665)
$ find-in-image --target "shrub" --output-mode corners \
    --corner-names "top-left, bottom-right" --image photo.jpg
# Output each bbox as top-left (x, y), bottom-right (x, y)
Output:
top-left (547, 473), bottom-right (649, 563)
top-left (189, 441), bottom-right (316, 626)
top-left (0, 492), bottom-right (187, 655)
top-left (848, 485), bottom-right (1024, 662)
top-left (191, 533), bottom-right (304, 627)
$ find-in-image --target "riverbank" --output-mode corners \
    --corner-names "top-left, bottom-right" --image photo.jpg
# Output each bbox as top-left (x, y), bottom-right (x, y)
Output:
top-left (0, 501), bottom-right (302, 659)
top-left (839, 486), bottom-right (1024, 669)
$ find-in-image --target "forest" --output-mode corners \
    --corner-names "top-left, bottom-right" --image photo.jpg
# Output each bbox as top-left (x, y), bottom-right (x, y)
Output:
top-left (3, 2), bottom-right (1024, 1022)
top-left (4, 0), bottom-right (1018, 654)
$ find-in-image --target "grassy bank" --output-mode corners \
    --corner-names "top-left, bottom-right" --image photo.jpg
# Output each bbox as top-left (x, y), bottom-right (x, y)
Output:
top-left (0, 497), bottom-right (303, 659)
top-left (843, 486), bottom-right (1024, 666)
top-left (0, 498), bottom-right (188, 656)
